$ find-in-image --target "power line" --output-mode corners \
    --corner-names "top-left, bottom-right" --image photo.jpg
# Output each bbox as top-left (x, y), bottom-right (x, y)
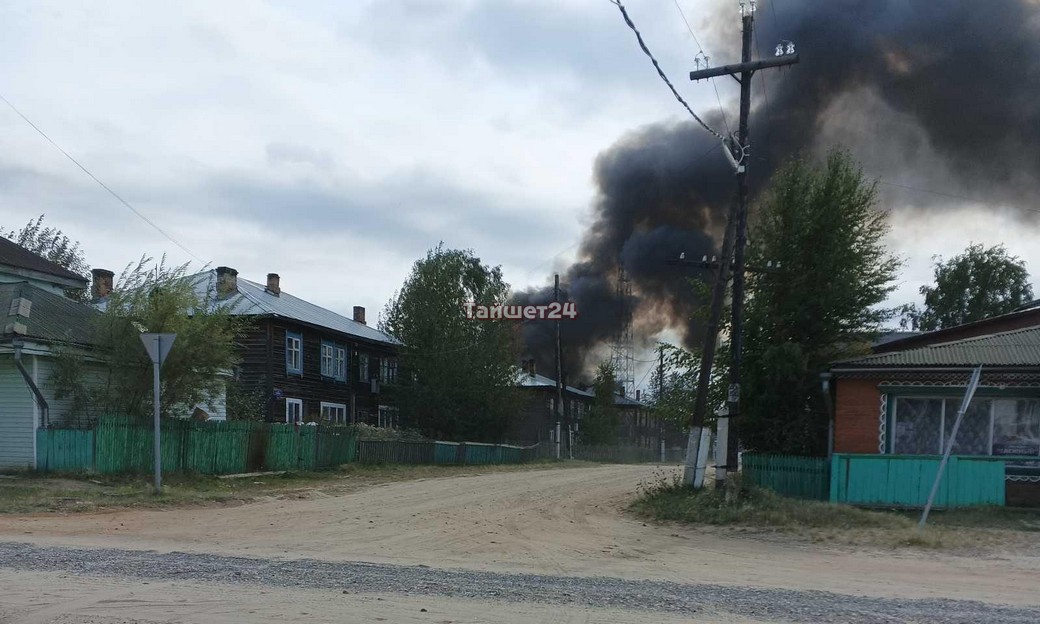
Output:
top-left (608, 0), bottom-right (724, 141)
top-left (671, 0), bottom-right (731, 136)
top-left (875, 179), bottom-right (1040, 213)
top-left (0, 92), bottom-right (207, 264)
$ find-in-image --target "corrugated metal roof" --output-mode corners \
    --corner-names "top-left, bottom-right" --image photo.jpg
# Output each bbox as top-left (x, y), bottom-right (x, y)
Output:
top-left (0, 236), bottom-right (88, 285)
top-left (834, 325), bottom-right (1040, 368)
top-left (518, 372), bottom-right (595, 398)
top-left (0, 282), bottom-right (101, 346)
top-left (190, 270), bottom-right (398, 346)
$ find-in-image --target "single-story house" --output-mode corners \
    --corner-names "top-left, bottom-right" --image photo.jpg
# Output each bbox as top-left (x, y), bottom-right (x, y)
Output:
top-left (828, 302), bottom-right (1040, 506)
top-left (0, 236), bottom-right (104, 469)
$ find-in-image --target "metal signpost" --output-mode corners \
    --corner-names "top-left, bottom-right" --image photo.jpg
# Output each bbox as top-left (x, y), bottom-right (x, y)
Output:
top-left (918, 365), bottom-right (983, 529)
top-left (139, 332), bottom-right (176, 494)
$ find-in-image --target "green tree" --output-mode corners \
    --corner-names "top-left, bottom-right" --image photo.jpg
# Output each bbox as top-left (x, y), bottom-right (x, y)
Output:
top-left (54, 256), bottom-right (243, 420)
top-left (581, 363), bottom-right (620, 445)
top-left (741, 150), bottom-right (902, 455)
top-left (902, 243), bottom-right (1033, 331)
top-left (648, 342), bottom-right (728, 428)
top-left (1, 215), bottom-right (90, 301)
top-left (380, 244), bottom-right (518, 441)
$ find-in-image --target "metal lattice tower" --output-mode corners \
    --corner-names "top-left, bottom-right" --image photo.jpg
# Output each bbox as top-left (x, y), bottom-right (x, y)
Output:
top-left (609, 265), bottom-right (635, 397)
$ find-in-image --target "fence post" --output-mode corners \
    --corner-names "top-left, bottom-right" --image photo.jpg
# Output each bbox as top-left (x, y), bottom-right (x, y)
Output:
top-left (554, 422), bottom-right (561, 460)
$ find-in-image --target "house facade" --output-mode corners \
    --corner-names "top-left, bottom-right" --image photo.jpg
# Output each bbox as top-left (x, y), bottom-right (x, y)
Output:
top-left (195, 267), bottom-right (399, 425)
top-left (828, 303), bottom-right (1040, 506)
top-left (0, 237), bottom-right (102, 469)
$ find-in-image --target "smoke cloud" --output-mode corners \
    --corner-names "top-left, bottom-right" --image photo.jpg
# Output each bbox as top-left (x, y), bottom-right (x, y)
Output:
top-left (514, 0), bottom-right (1040, 382)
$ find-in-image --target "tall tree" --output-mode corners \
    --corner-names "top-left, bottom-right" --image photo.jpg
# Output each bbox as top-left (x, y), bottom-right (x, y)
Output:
top-left (581, 363), bottom-right (620, 445)
top-left (1, 215), bottom-right (90, 301)
top-left (53, 257), bottom-right (243, 420)
top-left (648, 342), bottom-right (728, 428)
top-left (380, 244), bottom-right (518, 441)
top-left (902, 243), bottom-right (1033, 331)
top-left (741, 150), bottom-right (902, 455)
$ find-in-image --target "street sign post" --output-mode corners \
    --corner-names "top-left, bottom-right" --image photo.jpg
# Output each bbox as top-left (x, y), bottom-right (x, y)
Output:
top-left (139, 333), bottom-right (176, 494)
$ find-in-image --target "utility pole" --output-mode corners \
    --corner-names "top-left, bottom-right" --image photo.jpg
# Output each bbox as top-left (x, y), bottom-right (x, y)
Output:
top-left (554, 274), bottom-right (569, 458)
top-left (683, 0), bottom-right (799, 487)
top-left (658, 346), bottom-right (666, 462)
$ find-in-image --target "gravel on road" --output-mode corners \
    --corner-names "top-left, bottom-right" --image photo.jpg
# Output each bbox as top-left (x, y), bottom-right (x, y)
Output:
top-left (1, 541), bottom-right (1037, 624)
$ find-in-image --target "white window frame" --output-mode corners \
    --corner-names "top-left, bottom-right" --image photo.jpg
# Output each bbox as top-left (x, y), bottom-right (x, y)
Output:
top-left (321, 342), bottom-right (335, 377)
top-left (286, 332), bottom-right (302, 375)
top-left (335, 346), bottom-right (347, 381)
top-left (358, 352), bottom-right (369, 382)
top-left (285, 398), bottom-right (303, 424)
top-left (321, 401), bottom-right (347, 425)
top-left (377, 404), bottom-right (399, 429)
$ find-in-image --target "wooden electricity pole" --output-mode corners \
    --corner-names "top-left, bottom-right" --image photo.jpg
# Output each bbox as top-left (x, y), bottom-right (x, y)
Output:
top-left (684, 1), bottom-right (799, 487)
top-left (554, 273), bottom-right (570, 458)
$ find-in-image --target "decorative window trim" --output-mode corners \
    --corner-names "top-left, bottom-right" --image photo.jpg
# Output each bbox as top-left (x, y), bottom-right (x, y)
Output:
top-left (335, 346), bottom-right (347, 382)
top-left (286, 331), bottom-right (303, 375)
top-left (285, 397), bottom-right (303, 423)
top-left (878, 393), bottom-right (888, 454)
top-left (358, 352), bottom-right (369, 382)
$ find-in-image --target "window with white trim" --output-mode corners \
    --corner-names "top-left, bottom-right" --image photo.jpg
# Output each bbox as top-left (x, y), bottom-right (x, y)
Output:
top-left (286, 331), bottom-right (302, 375)
top-left (321, 342), bottom-right (335, 377)
top-left (321, 402), bottom-right (348, 425)
top-left (358, 352), bottom-right (369, 382)
top-left (377, 404), bottom-right (400, 429)
top-left (379, 357), bottom-right (398, 385)
top-left (285, 398), bottom-right (303, 424)
top-left (334, 345), bottom-right (347, 381)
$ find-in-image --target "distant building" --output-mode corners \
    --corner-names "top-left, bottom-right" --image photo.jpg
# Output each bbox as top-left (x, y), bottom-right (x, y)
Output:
top-left (186, 267), bottom-right (400, 425)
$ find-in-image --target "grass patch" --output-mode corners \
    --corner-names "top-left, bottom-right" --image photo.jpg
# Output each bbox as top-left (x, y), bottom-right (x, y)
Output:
top-left (630, 475), bottom-right (1040, 552)
top-left (0, 460), bottom-right (588, 515)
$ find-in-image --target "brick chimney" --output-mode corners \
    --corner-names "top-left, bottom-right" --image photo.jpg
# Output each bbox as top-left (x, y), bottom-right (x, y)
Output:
top-left (353, 306), bottom-right (366, 325)
top-left (525, 358), bottom-right (537, 377)
top-left (635, 389), bottom-right (641, 402)
top-left (90, 268), bottom-right (114, 301)
top-left (266, 273), bottom-right (280, 296)
top-left (215, 266), bottom-right (238, 299)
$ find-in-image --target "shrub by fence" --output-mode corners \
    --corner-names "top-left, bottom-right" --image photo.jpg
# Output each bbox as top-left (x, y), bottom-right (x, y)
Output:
top-left (742, 453), bottom-right (831, 501)
top-left (37, 417), bottom-right (358, 475)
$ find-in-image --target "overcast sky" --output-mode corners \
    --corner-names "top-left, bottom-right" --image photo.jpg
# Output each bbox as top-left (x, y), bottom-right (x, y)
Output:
top-left (3, 0), bottom-right (1037, 368)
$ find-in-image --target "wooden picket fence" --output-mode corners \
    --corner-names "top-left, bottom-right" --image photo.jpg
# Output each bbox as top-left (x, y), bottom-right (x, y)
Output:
top-left (36, 417), bottom-right (358, 475)
top-left (741, 453), bottom-right (831, 501)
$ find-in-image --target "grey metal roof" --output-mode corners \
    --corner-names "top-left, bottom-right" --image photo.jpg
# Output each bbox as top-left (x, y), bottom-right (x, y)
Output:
top-left (0, 281), bottom-right (101, 347)
top-left (518, 372), bottom-right (595, 398)
top-left (0, 236), bottom-right (88, 285)
top-left (834, 326), bottom-right (1040, 369)
top-left (190, 270), bottom-right (398, 346)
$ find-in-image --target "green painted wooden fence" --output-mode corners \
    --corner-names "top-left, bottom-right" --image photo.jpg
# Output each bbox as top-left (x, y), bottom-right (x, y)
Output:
top-left (359, 440), bottom-right (539, 465)
top-left (39, 418), bottom-right (359, 475)
top-left (35, 428), bottom-right (95, 472)
top-left (830, 454), bottom-right (1007, 508)
top-left (742, 454), bottom-right (831, 501)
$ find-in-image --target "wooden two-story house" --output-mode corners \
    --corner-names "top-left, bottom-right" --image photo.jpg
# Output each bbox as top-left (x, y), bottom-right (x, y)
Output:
top-left (193, 267), bottom-right (400, 425)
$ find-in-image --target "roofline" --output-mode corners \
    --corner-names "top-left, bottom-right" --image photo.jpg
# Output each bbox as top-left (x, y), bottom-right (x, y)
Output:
top-left (250, 312), bottom-right (400, 349)
top-left (1, 267), bottom-right (87, 289)
top-left (874, 307), bottom-right (1040, 353)
top-left (830, 365), bottom-right (1039, 375)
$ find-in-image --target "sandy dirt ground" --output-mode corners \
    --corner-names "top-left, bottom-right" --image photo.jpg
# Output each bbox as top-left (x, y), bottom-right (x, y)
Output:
top-left (0, 570), bottom-right (755, 624)
top-left (1, 464), bottom-right (1038, 622)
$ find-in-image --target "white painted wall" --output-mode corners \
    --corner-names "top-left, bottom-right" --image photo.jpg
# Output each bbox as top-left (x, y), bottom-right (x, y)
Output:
top-left (0, 359), bottom-right (36, 470)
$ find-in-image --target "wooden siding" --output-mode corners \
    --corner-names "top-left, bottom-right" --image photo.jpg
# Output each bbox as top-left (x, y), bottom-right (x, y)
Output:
top-left (233, 317), bottom-right (398, 423)
top-left (0, 359), bottom-right (36, 469)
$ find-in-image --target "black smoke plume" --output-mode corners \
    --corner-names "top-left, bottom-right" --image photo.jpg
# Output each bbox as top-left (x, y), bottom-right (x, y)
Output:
top-left (515, 0), bottom-right (1040, 382)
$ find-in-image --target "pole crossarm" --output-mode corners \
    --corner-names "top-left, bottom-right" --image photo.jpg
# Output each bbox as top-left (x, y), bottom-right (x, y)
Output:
top-left (689, 54), bottom-right (800, 82)
top-left (667, 258), bottom-right (783, 274)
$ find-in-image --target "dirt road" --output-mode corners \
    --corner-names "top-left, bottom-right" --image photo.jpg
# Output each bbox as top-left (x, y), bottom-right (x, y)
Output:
top-left (1, 464), bottom-right (1039, 622)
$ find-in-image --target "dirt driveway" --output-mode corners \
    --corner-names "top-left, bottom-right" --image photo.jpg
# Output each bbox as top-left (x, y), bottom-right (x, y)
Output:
top-left (1, 464), bottom-right (1039, 622)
